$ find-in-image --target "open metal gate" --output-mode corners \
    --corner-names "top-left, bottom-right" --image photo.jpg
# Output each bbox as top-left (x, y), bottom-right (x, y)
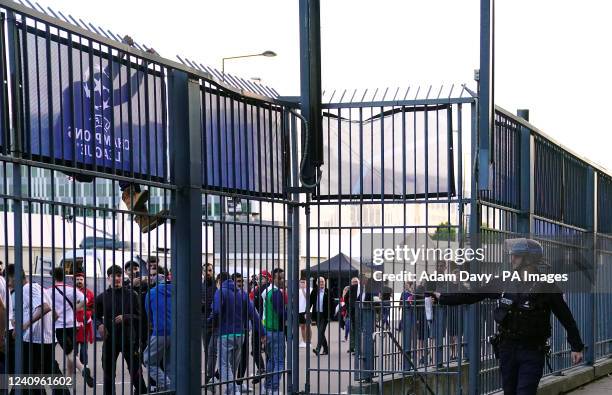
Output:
top-left (300, 87), bottom-right (477, 395)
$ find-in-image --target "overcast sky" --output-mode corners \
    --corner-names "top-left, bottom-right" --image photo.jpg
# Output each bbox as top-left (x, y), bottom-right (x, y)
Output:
top-left (37, 0), bottom-right (612, 170)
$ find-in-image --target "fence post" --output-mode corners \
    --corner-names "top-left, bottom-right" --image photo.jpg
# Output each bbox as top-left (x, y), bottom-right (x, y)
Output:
top-left (468, 100), bottom-right (482, 395)
top-left (298, 0), bottom-right (323, 185)
top-left (584, 168), bottom-right (596, 365)
top-left (401, 304), bottom-right (414, 371)
top-left (354, 303), bottom-right (375, 382)
top-left (6, 10), bottom-right (24, 381)
top-left (472, 0), bottom-right (495, 385)
top-left (478, 0), bottom-right (494, 190)
top-left (286, 110), bottom-right (301, 393)
top-left (517, 109), bottom-right (533, 236)
top-left (168, 69), bottom-right (202, 394)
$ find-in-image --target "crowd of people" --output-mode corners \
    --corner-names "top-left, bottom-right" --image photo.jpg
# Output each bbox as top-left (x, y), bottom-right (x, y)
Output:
top-left (0, 258), bottom-right (172, 394)
top-left (0, 257), bottom-right (469, 395)
top-left (202, 265), bottom-right (287, 395)
top-left (201, 266), bottom-right (469, 394)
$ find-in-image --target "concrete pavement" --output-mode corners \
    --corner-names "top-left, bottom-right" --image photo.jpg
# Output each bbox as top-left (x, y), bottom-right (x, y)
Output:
top-left (567, 374), bottom-right (612, 395)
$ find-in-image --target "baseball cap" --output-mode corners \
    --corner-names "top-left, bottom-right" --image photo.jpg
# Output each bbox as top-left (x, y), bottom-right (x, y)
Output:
top-left (260, 270), bottom-right (272, 282)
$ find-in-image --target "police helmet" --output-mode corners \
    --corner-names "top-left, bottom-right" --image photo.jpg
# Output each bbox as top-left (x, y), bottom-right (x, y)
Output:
top-left (504, 238), bottom-right (544, 263)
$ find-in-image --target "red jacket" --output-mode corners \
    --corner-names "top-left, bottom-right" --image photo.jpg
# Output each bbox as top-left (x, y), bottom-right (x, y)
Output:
top-left (76, 287), bottom-right (95, 343)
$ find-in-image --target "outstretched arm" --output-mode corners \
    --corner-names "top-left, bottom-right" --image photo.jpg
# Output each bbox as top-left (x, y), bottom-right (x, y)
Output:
top-left (435, 292), bottom-right (496, 305)
top-left (434, 279), bottom-right (501, 305)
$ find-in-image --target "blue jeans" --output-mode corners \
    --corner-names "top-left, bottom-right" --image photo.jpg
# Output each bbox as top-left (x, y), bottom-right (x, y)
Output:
top-left (344, 318), bottom-right (350, 340)
top-left (219, 335), bottom-right (243, 395)
top-left (265, 331), bottom-right (285, 392)
top-left (143, 335), bottom-right (173, 389)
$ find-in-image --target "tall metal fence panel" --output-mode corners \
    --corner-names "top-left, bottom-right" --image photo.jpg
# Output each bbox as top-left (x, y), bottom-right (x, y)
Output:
top-left (198, 76), bottom-right (295, 394)
top-left (475, 108), bottom-right (612, 394)
top-left (301, 89), bottom-right (476, 395)
top-left (0, 2), bottom-right (177, 394)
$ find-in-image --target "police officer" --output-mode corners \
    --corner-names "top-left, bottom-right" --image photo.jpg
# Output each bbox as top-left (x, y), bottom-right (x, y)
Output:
top-left (433, 238), bottom-right (584, 395)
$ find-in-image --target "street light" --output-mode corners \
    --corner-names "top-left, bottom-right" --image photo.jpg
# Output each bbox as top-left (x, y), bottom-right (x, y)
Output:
top-left (221, 50), bottom-right (277, 81)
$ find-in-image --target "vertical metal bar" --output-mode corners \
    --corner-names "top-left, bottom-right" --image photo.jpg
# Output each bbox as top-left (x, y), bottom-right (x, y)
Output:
top-left (287, 110), bottom-right (300, 393)
top-left (168, 70), bottom-right (202, 394)
top-left (468, 100), bottom-right (481, 395)
top-left (584, 168), bottom-right (596, 365)
top-left (479, 0), bottom-right (494, 190)
top-left (6, 10), bottom-right (25, 381)
top-left (517, 109), bottom-right (532, 236)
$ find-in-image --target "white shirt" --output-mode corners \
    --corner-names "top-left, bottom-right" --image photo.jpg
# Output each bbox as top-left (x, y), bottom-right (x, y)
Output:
top-left (424, 296), bottom-right (433, 321)
top-left (298, 288), bottom-right (308, 313)
top-left (317, 289), bottom-right (325, 312)
top-left (357, 285), bottom-right (366, 302)
top-left (0, 277), bottom-right (9, 331)
top-left (50, 283), bottom-right (85, 329)
top-left (8, 290), bottom-right (14, 331)
top-left (0, 276), bottom-right (7, 310)
top-left (21, 283), bottom-right (54, 344)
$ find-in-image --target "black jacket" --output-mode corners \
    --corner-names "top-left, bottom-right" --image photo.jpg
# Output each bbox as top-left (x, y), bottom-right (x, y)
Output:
top-left (202, 278), bottom-right (216, 327)
top-left (252, 284), bottom-right (268, 315)
top-left (94, 286), bottom-right (144, 342)
top-left (438, 281), bottom-right (584, 352)
top-left (381, 285), bottom-right (393, 301)
top-left (346, 283), bottom-right (374, 320)
top-left (125, 280), bottom-right (150, 342)
top-left (309, 288), bottom-right (331, 320)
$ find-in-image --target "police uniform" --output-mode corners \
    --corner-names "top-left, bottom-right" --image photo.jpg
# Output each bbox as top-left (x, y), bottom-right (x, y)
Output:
top-left (436, 239), bottom-right (584, 395)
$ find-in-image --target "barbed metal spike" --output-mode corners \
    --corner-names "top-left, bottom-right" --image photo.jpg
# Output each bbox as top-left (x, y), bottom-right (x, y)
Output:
top-left (46, 6), bottom-right (59, 19)
top-left (33, 2), bottom-right (47, 14)
top-left (403, 86), bottom-right (411, 101)
top-left (381, 87), bottom-right (389, 102)
top-left (56, 10), bottom-right (71, 25)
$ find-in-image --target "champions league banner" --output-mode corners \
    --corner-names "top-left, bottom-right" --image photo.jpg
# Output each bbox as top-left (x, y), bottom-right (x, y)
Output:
top-left (317, 105), bottom-right (455, 199)
top-left (23, 27), bottom-right (166, 179)
top-left (202, 87), bottom-right (285, 196)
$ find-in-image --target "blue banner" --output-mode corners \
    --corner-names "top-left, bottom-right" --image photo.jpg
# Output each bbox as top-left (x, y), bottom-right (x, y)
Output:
top-left (23, 28), bottom-right (165, 179)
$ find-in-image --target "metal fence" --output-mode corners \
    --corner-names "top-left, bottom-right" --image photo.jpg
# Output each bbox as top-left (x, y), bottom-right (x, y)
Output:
top-left (0, 1), bottom-right (609, 395)
top-left (476, 108), bottom-right (612, 394)
top-left (300, 89), bottom-right (475, 395)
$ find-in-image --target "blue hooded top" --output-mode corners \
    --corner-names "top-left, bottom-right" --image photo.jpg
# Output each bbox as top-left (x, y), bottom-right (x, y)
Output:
top-left (145, 281), bottom-right (172, 336)
top-left (207, 279), bottom-right (265, 337)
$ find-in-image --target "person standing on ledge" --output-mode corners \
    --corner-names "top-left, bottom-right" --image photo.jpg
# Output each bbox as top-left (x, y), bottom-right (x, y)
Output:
top-left (433, 238), bottom-right (584, 395)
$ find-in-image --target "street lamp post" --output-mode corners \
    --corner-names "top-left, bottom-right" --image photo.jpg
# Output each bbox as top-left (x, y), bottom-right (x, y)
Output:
top-left (218, 51), bottom-right (275, 270)
top-left (221, 50), bottom-right (277, 81)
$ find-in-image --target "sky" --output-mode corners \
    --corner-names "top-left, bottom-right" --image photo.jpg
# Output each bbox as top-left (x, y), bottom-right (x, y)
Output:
top-left (35, 0), bottom-right (612, 171)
